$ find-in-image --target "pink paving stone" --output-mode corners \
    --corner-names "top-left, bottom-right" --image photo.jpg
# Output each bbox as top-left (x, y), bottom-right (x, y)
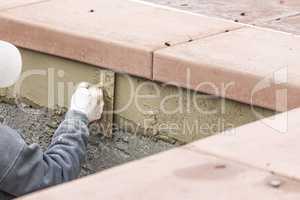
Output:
top-left (19, 147), bottom-right (300, 200)
top-left (0, 0), bottom-right (241, 78)
top-left (279, 0), bottom-right (300, 7)
top-left (154, 26), bottom-right (300, 111)
top-left (190, 107), bottom-right (300, 181)
top-left (0, 0), bottom-right (45, 10)
top-left (143, 0), bottom-right (300, 23)
top-left (259, 14), bottom-right (300, 35)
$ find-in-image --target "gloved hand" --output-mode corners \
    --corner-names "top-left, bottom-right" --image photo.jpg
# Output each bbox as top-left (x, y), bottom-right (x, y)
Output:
top-left (70, 82), bottom-right (104, 122)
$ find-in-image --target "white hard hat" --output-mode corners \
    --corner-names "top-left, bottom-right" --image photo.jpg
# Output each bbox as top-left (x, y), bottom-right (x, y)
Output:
top-left (0, 41), bottom-right (22, 88)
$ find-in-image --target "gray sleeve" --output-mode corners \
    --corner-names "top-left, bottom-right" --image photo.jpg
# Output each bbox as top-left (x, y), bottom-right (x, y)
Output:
top-left (0, 110), bottom-right (89, 196)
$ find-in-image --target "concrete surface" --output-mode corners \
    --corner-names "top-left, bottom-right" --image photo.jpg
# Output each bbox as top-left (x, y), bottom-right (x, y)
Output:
top-left (143, 0), bottom-right (300, 24)
top-left (154, 26), bottom-right (300, 111)
top-left (259, 14), bottom-right (300, 35)
top-left (18, 145), bottom-right (300, 200)
top-left (191, 107), bottom-right (300, 181)
top-left (143, 0), bottom-right (300, 36)
top-left (0, 0), bottom-right (241, 78)
top-left (0, 48), bottom-right (115, 136)
top-left (0, 0), bottom-right (45, 10)
top-left (0, 102), bottom-right (175, 177)
top-left (115, 74), bottom-right (273, 143)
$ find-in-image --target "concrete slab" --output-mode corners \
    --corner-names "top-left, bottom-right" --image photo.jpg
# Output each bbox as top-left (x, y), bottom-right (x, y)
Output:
top-left (0, 0), bottom-right (241, 79)
top-left (114, 74), bottom-right (273, 143)
top-left (2, 48), bottom-right (115, 136)
top-left (0, 0), bottom-right (46, 10)
top-left (143, 0), bottom-right (300, 23)
top-left (191, 107), bottom-right (300, 180)
top-left (259, 14), bottom-right (300, 35)
top-left (279, 0), bottom-right (300, 7)
top-left (154, 27), bottom-right (300, 111)
top-left (18, 147), bottom-right (300, 200)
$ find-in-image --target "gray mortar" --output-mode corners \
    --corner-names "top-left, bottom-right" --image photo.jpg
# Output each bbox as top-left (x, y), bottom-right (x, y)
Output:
top-left (0, 102), bottom-right (175, 177)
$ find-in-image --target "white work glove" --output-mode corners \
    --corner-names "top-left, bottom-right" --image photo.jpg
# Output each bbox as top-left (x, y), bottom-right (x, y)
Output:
top-left (70, 82), bottom-right (104, 122)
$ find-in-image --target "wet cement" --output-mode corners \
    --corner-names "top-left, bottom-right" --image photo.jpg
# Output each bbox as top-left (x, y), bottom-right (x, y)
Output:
top-left (0, 102), bottom-right (175, 177)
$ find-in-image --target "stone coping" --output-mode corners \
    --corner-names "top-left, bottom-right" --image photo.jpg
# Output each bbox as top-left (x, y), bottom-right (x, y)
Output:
top-left (18, 112), bottom-right (300, 199)
top-left (154, 27), bottom-right (300, 111)
top-left (17, 107), bottom-right (300, 199)
top-left (0, 0), bottom-right (241, 78)
top-left (1, 0), bottom-right (299, 111)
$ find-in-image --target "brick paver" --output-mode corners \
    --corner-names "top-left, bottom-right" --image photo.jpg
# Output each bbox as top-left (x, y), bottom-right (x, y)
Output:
top-left (0, 0), bottom-right (241, 78)
top-left (154, 26), bottom-right (300, 111)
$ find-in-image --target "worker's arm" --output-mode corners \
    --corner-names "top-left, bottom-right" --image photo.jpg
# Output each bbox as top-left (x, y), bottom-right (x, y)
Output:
top-left (0, 83), bottom-right (104, 197)
top-left (0, 111), bottom-right (89, 196)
